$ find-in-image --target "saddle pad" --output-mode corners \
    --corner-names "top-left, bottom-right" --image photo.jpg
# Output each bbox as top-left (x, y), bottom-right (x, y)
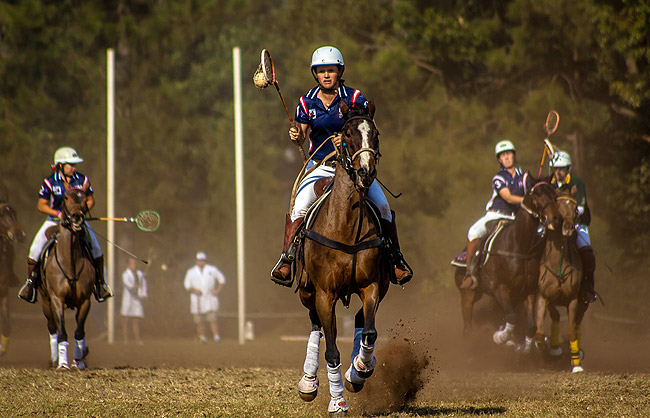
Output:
top-left (481, 219), bottom-right (510, 265)
top-left (450, 247), bottom-right (467, 267)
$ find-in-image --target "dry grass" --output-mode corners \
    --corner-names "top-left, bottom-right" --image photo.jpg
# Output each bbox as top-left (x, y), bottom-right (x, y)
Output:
top-left (0, 367), bottom-right (649, 417)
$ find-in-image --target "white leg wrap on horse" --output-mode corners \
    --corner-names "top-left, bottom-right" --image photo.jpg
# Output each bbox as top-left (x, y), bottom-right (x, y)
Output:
top-left (358, 340), bottom-right (375, 364)
top-left (58, 341), bottom-right (69, 367)
top-left (327, 363), bottom-right (344, 399)
top-left (74, 338), bottom-right (86, 360)
top-left (303, 330), bottom-right (322, 377)
top-left (49, 334), bottom-right (58, 364)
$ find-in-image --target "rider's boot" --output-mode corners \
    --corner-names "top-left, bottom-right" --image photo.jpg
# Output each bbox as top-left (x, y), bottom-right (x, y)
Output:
top-left (381, 211), bottom-right (413, 286)
top-left (270, 214), bottom-right (304, 287)
top-left (578, 246), bottom-right (597, 303)
top-left (18, 258), bottom-right (40, 303)
top-left (92, 256), bottom-right (113, 302)
top-left (460, 238), bottom-right (480, 289)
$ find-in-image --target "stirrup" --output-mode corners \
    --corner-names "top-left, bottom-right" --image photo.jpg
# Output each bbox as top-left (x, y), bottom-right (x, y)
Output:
top-left (389, 252), bottom-right (413, 286)
top-left (94, 283), bottom-right (113, 303)
top-left (270, 257), bottom-right (294, 287)
top-left (18, 279), bottom-right (37, 304)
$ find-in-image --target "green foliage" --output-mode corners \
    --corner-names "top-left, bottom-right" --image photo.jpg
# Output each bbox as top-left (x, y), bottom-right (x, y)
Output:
top-left (0, 0), bottom-right (648, 316)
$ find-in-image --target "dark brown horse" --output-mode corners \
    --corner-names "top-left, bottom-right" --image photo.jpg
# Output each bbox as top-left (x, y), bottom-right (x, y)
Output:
top-left (295, 101), bottom-right (390, 417)
top-left (0, 201), bottom-right (25, 356)
top-left (455, 179), bottom-right (561, 351)
top-left (40, 188), bottom-right (94, 369)
top-left (535, 193), bottom-right (586, 372)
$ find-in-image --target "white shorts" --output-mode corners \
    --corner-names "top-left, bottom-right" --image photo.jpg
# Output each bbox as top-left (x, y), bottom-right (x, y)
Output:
top-left (291, 160), bottom-right (391, 222)
top-left (467, 211), bottom-right (515, 241)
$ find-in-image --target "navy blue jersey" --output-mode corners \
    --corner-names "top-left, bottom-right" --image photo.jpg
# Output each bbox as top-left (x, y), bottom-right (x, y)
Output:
top-left (39, 171), bottom-right (93, 212)
top-left (295, 84), bottom-right (368, 161)
top-left (485, 167), bottom-right (527, 214)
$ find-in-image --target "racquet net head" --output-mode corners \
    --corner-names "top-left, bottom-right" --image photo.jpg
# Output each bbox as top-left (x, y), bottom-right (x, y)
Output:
top-left (545, 110), bottom-right (559, 136)
top-left (135, 210), bottom-right (160, 232)
top-left (261, 49), bottom-right (275, 84)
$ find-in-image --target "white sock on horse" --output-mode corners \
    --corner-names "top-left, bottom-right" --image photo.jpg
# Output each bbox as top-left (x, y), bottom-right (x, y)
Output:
top-left (358, 340), bottom-right (375, 364)
top-left (74, 338), bottom-right (86, 360)
top-left (49, 334), bottom-right (58, 364)
top-left (327, 363), bottom-right (344, 398)
top-left (303, 330), bottom-right (322, 377)
top-left (58, 341), bottom-right (69, 368)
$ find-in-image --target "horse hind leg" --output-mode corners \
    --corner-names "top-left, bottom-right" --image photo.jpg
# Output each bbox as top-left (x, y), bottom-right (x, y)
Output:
top-left (72, 300), bottom-right (91, 370)
top-left (344, 309), bottom-right (366, 393)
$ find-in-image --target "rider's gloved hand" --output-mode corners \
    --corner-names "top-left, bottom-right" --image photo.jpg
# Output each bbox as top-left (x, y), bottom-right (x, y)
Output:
top-left (289, 125), bottom-right (303, 146)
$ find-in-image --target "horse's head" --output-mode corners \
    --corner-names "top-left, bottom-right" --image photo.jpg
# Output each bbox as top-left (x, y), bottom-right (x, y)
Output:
top-left (0, 203), bottom-right (25, 242)
top-left (61, 188), bottom-right (87, 232)
top-left (338, 101), bottom-right (380, 189)
top-left (556, 192), bottom-right (578, 238)
top-left (523, 177), bottom-right (562, 231)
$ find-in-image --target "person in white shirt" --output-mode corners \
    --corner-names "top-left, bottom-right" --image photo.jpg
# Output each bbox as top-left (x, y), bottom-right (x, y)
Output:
top-left (120, 257), bottom-right (148, 344)
top-left (183, 251), bottom-right (225, 343)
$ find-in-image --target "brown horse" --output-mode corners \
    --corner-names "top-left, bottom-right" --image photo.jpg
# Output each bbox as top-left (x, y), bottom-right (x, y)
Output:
top-left (0, 201), bottom-right (25, 356)
top-left (455, 179), bottom-right (562, 351)
top-left (535, 193), bottom-right (587, 372)
top-left (294, 101), bottom-right (390, 417)
top-left (40, 188), bottom-right (95, 369)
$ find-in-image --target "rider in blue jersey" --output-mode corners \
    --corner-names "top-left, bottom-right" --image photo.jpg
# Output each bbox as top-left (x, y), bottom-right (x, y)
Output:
top-left (270, 46), bottom-right (412, 287)
top-left (461, 140), bottom-right (529, 289)
top-left (18, 147), bottom-right (112, 303)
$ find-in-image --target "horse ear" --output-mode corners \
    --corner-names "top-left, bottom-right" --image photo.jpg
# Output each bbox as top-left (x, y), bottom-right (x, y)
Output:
top-left (340, 101), bottom-right (349, 117)
top-left (367, 101), bottom-right (375, 119)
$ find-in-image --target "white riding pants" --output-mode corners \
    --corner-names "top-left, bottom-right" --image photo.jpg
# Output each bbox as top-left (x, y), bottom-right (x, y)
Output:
top-left (467, 211), bottom-right (515, 241)
top-left (290, 161), bottom-right (391, 222)
top-left (29, 219), bottom-right (102, 260)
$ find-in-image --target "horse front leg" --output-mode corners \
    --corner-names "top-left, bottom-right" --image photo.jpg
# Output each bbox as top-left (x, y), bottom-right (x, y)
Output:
top-left (51, 296), bottom-right (69, 370)
top-left (297, 308), bottom-right (322, 402)
top-left (547, 305), bottom-right (563, 356)
top-left (535, 293), bottom-right (548, 351)
top-left (72, 299), bottom-right (91, 370)
top-left (0, 296), bottom-right (10, 356)
top-left (315, 289), bottom-right (349, 417)
top-left (493, 285), bottom-right (516, 345)
top-left (353, 283), bottom-right (379, 378)
top-left (567, 298), bottom-right (583, 373)
top-left (41, 295), bottom-right (60, 367)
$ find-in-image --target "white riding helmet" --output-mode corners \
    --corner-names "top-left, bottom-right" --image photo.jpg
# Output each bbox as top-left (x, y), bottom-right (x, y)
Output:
top-left (494, 140), bottom-right (516, 157)
top-left (54, 146), bottom-right (84, 165)
top-left (311, 46), bottom-right (345, 78)
top-left (551, 150), bottom-right (572, 168)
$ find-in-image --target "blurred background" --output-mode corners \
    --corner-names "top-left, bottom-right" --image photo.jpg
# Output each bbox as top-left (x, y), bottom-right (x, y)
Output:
top-left (0, 0), bottom-right (648, 341)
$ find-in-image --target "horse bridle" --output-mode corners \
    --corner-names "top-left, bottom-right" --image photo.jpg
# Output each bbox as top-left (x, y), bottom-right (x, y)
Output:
top-left (337, 116), bottom-right (380, 186)
top-left (522, 182), bottom-right (556, 223)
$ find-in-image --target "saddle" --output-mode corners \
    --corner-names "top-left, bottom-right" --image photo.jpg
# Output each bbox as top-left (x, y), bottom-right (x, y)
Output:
top-left (450, 219), bottom-right (511, 268)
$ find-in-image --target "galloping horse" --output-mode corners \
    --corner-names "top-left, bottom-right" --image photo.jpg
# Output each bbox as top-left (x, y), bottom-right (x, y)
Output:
top-left (535, 193), bottom-right (586, 372)
top-left (454, 178), bottom-right (561, 350)
top-left (0, 201), bottom-right (25, 356)
top-left (294, 101), bottom-right (390, 417)
top-left (40, 188), bottom-right (95, 369)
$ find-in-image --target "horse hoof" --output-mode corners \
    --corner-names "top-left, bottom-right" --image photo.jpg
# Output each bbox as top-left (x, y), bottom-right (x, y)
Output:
top-left (297, 375), bottom-right (318, 402)
top-left (56, 363), bottom-right (69, 370)
top-left (571, 365), bottom-right (584, 373)
top-left (328, 397), bottom-right (349, 417)
top-left (493, 330), bottom-right (510, 345)
top-left (344, 365), bottom-right (365, 393)
top-left (549, 346), bottom-right (563, 357)
top-left (72, 360), bottom-right (86, 370)
top-left (353, 355), bottom-right (376, 379)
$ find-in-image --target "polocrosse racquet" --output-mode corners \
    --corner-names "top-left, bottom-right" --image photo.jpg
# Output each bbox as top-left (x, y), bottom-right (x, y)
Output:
top-left (87, 210), bottom-right (160, 232)
top-left (253, 49), bottom-right (307, 162)
top-left (538, 110), bottom-right (560, 177)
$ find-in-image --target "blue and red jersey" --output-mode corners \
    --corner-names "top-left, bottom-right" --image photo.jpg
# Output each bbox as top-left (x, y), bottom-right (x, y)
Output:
top-left (295, 84), bottom-right (368, 161)
top-left (485, 167), bottom-right (527, 214)
top-left (39, 171), bottom-right (93, 215)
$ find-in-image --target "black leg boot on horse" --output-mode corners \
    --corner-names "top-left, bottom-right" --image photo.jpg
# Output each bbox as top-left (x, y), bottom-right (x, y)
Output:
top-left (381, 211), bottom-right (413, 286)
top-left (578, 246), bottom-right (597, 304)
top-left (460, 238), bottom-right (480, 289)
top-left (92, 256), bottom-right (113, 302)
top-left (270, 214), bottom-right (304, 287)
top-left (18, 258), bottom-right (40, 303)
